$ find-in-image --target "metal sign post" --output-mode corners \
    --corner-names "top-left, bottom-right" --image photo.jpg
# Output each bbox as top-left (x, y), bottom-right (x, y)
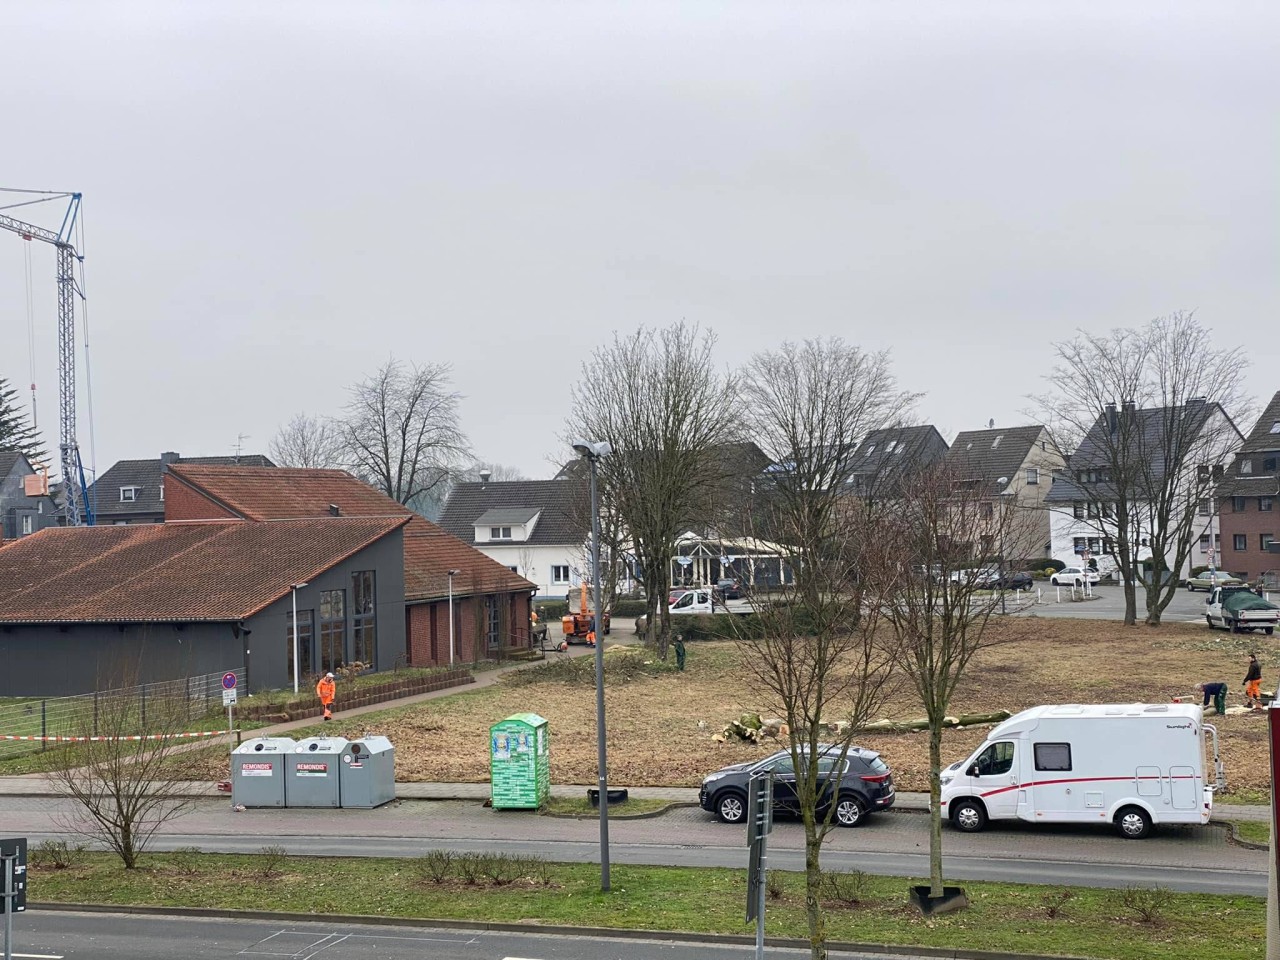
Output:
top-left (1, 837), bottom-right (28, 960)
top-left (222, 673), bottom-right (238, 746)
top-left (1267, 705), bottom-right (1279, 959)
top-left (745, 772), bottom-right (773, 960)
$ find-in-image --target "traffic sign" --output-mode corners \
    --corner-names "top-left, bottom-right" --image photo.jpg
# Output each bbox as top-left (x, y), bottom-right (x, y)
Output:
top-left (747, 771), bottom-right (774, 842)
top-left (1, 836), bottom-right (26, 913)
top-left (222, 688), bottom-right (238, 707)
top-left (222, 672), bottom-right (237, 690)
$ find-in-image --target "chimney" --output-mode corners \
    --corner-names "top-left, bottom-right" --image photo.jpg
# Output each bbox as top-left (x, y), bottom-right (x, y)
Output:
top-left (329, 503), bottom-right (341, 517)
top-left (160, 451), bottom-right (180, 466)
top-left (1105, 403), bottom-right (1118, 434)
top-left (479, 469), bottom-right (491, 483)
top-left (1121, 400), bottom-right (1136, 415)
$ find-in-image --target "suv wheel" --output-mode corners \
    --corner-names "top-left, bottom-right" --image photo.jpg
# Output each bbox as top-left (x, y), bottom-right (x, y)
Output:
top-left (715, 791), bottom-right (746, 824)
top-left (833, 795), bottom-right (865, 827)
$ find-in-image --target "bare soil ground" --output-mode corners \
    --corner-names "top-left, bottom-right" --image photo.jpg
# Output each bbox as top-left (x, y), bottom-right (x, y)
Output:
top-left (176, 617), bottom-right (1274, 794)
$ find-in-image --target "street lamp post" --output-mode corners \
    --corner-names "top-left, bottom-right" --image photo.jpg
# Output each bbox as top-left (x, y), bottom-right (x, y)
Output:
top-left (447, 569), bottom-right (461, 666)
top-left (573, 438), bottom-right (613, 892)
top-left (290, 582), bottom-right (309, 694)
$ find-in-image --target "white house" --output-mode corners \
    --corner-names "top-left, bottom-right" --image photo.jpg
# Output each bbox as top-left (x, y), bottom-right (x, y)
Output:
top-left (1044, 401), bottom-right (1241, 580)
top-left (438, 477), bottom-right (589, 598)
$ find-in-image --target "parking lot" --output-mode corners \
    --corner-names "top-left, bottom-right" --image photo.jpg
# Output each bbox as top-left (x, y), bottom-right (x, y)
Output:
top-left (1013, 581), bottom-right (1245, 624)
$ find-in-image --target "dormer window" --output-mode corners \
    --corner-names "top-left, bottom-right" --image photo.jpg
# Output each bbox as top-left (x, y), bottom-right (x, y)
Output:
top-left (991, 435), bottom-right (1003, 449)
top-left (1240, 460), bottom-right (1253, 475)
top-left (120, 486), bottom-right (139, 503)
top-left (490, 526), bottom-right (512, 540)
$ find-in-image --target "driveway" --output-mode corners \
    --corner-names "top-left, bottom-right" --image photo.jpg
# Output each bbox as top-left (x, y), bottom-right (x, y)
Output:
top-left (1012, 582), bottom-right (1226, 623)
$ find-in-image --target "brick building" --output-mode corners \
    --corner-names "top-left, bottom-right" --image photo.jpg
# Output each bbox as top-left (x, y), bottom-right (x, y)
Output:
top-left (1217, 391), bottom-right (1280, 586)
top-left (164, 465), bottom-right (536, 666)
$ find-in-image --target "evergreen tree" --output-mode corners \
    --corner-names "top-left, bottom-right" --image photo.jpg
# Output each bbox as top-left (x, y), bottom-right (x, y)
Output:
top-left (0, 377), bottom-right (47, 465)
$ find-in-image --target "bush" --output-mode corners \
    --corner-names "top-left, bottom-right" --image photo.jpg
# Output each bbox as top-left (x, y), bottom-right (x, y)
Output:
top-left (256, 844), bottom-right (289, 879)
top-left (1189, 565), bottom-right (1210, 578)
top-left (611, 599), bottom-right (648, 617)
top-left (1040, 559), bottom-right (1067, 573)
top-left (767, 871), bottom-right (787, 901)
top-left (502, 648), bottom-right (674, 687)
top-left (455, 852), bottom-right (485, 885)
top-left (1041, 887), bottom-right (1074, 919)
top-left (1118, 885), bottom-right (1174, 924)
top-left (30, 838), bottom-right (87, 870)
top-left (165, 846), bottom-right (204, 876)
top-left (415, 849), bottom-right (456, 884)
top-left (819, 868), bottom-right (871, 906)
top-left (535, 600), bottom-right (568, 619)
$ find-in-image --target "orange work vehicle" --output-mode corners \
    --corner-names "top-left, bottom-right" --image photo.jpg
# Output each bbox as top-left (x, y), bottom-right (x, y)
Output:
top-left (561, 582), bottom-right (611, 643)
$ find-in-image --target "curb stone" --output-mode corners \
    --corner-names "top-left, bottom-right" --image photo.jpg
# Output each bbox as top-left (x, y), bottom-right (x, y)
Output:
top-left (1228, 821), bottom-right (1270, 852)
top-left (28, 902), bottom-right (1092, 960)
top-left (540, 800), bottom-right (698, 821)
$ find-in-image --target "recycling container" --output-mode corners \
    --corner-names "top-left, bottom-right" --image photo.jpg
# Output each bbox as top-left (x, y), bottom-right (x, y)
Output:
top-left (231, 737), bottom-right (297, 807)
top-left (489, 713), bottom-right (549, 810)
top-left (286, 736), bottom-right (349, 807)
top-left (339, 736), bottom-right (396, 809)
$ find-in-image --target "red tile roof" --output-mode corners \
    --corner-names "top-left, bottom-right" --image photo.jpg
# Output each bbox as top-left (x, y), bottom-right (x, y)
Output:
top-left (0, 517), bottom-right (407, 624)
top-left (167, 465), bottom-right (534, 602)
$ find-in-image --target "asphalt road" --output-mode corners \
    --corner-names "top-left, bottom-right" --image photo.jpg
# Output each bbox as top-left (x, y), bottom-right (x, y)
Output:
top-left (1, 796), bottom-right (1266, 896)
top-left (9, 910), bottom-right (935, 960)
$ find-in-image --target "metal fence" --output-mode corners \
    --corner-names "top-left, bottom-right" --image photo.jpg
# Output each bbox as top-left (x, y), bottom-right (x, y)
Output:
top-left (0, 668), bottom-right (241, 761)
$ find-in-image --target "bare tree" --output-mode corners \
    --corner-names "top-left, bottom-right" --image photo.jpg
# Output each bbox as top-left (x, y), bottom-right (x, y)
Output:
top-left (736, 339), bottom-right (913, 959)
top-left (566, 323), bottom-right (737, 657)
top-left (862, 462), bottom-right (1038, 903)
top-left (1035, 313), bottom-right (1249, 625)
top-left (338, 359), bottom-right (471, 514)
top-left (50, 662), bottom-right (198, 869)
top-left (269, 413), bottom-right (345, 468)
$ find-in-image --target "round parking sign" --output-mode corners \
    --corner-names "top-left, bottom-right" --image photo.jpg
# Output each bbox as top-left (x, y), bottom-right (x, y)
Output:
top-left (222, 672), bottom-right (237, 690)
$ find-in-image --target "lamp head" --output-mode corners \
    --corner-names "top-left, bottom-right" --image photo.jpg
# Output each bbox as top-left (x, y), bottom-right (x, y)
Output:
top-left (448, 568), bottom-right (462, 577)
top-left (572, 439), bottom-right (612, 460)
top-left (292, 582), bottom-right (309, 590)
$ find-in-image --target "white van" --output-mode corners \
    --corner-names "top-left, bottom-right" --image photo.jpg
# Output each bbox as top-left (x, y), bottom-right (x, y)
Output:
top-left (938, 703), bottom-right (1223, 839)
top-left (669, 589), bottom-right (754, 616)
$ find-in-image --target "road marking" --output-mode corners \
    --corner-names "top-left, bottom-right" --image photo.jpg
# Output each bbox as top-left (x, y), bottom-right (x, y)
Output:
top-left (11, 954), bottom-right (64, 959)
top-left (502, 956), bottom-right (545, 959)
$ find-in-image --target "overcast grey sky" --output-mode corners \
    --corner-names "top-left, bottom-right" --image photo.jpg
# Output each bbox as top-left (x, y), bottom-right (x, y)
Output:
top-left (3, 1), bottom-right (1277, 480)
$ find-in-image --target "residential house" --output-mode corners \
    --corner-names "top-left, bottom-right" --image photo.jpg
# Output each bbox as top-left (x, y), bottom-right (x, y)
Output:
top-left (1044, 401), bottom-right (1242, 579)
top-left (845, 425), bottom-right (948, 497)
top-left (940, 425), bottom-right (1064, 561)
top-left (1216, 391), bottom-right (1280, 586)
top-left (0, 516), bottom-right (408, 697)
top-left (438, 475), bottom-right (587, 597)
top-left (0, 450), bottom-right (58, 543)
top-left (84, 451), bottom-right (274, 524)
top-left (163, 465), bottom-right (536, 667)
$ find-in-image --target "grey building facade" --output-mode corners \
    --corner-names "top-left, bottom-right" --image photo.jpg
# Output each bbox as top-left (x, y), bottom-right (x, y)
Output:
top-left (0, 451), bottom-right (59, 542)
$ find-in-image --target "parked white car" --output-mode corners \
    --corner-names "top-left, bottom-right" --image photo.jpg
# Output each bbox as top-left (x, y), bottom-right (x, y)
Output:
top-left (1050, 566), bottom-right (1100, 587)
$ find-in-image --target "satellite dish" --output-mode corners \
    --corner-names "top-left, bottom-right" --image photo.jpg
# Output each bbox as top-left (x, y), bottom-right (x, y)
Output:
top-left (988, 418), bottom-right (995, 429)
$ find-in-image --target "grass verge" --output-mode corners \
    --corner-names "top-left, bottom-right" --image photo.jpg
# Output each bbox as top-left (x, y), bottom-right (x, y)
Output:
top-left (541, 796), bottom-right (677, 818)
top-left (1232, 820), bottom-right (1270, 847)
top-left (29, 851), bottom-right (1263, 960)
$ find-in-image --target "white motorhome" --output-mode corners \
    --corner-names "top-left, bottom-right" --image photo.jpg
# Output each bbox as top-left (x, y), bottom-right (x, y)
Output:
top-left (938, 703), bottom-right (1223, 839)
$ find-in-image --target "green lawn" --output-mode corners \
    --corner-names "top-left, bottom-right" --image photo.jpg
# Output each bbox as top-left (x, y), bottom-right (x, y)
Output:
top-left (28, 851), bottom-right (1265, 960)
top-left (1232, 821), bottom-right (1270, 847)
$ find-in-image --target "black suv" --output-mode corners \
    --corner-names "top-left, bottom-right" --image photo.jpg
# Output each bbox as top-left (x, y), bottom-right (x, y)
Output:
top-left (699, 745), bottom-right (895, 828)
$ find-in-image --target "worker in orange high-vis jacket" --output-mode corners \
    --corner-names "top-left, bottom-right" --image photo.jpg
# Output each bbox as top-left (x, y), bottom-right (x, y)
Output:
top-left (316, 672), bottom-right (336, 720)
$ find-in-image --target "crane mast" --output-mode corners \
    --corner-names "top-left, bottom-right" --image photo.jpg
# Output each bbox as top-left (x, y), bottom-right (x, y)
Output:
top-left (0, 191), bottom-right (90, 525)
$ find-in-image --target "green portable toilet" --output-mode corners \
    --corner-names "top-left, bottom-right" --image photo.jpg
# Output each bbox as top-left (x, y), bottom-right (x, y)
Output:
top-left (489, 713), bottom-right (550, 810)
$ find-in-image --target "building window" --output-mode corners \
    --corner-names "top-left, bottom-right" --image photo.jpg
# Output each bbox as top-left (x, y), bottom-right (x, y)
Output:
top-left (351, 571), bottom-right (377, 668)
top-left (551, 565), bottom-right (570, 585)
top-left (119, 486), bottom-right (139, 502)
top-left (1199, 534), bottom-right (1211, 551)
top-left (1198, 499), bottom-right (1210, 516)
top-left (1072, 503), bottom-right (1085, 520)
top-left (1273, 421), bottom-right (1280, 434)
top-left (1263, 534), bottom-right (1275, 553)
top-left (1102, 538), bottom-right (1114, 555)
top-left (1233, 497), bottom-right (1247, 512)
top-left (1101, 502), bottom-right (1114, 519)
top-left (1073, 537), bottom-right (1088, 553)
top-left (319, 589), bottom-right (346, 673)
top-left (286, 609), bottom-right (314, 680)
top-left (1240, 460), bottom-right (1254, 475)
top-left (979, 502), bottom-right (993, 520)
top-left (1215, 534), bottom-right (1220, 549)
top-left (490, 526), bottom-right (512, 540)
top-left (508, 566), bottom-right (518, 573)
top-left (1260, 497), bottom-right (1274, 512)
top-left (1266, 457), bottom-right (1278, 472)
top-left (1086, 503), bottom-right (1099, 519)
top-left (485, 596), bottom-right (501, 649)
top-left (1087, 538), bottom-right (1101, 553)
top-left (1233, 534), bottom-right (1247, 552)
top-left (20, 515), bottom-right (34, 535)
top-left (159, 483), bottom-right (164, 502)
top-left (1025, 467), bottom-right (1039, 485)
top-left (991, 435), bottom-right (1002, 449)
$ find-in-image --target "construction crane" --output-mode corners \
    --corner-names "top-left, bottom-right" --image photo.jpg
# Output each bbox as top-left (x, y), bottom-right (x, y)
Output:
top-left (0, 190), bottom-right (93, 525)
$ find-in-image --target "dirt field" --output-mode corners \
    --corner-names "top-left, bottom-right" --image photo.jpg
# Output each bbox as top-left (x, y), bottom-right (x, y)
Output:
top-left (181, 618), bottom-right (1275, 795)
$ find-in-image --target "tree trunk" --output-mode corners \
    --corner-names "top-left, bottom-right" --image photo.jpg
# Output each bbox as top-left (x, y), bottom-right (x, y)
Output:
top-left (928, 721), bottom-right (944, 898)
top-left (804, 823), bottom-right (827, 960)
top-left (1122, 571), bottom-right (1137, 626)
